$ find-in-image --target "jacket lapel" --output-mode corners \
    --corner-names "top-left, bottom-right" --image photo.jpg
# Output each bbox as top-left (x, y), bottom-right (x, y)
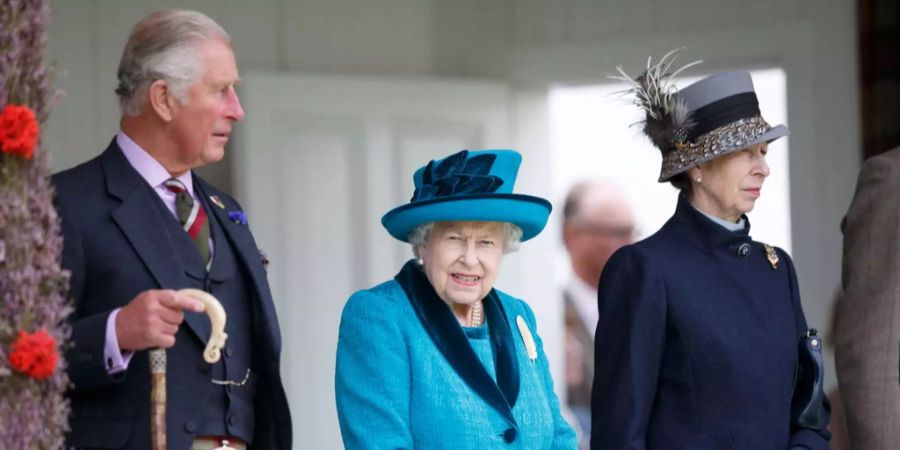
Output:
top-left (194, 178), bottom-right (282, 353)
top-left (103, 142), bottom-right (179, 288)
top-left (485, 290), bottom-right (521, 409)
top-left (395, 260), bottom-right (519, 428)
top-left (102, 142), bottom-right (210, 343)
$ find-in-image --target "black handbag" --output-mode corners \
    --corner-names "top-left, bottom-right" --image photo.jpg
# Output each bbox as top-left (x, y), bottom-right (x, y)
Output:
top-left (790, 328), bottom-right (829, 430)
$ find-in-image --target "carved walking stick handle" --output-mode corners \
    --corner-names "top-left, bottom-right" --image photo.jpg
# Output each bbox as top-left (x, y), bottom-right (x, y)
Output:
top-left (150, 289), bottom-right (228, 450)
top-left (179, 288), bottom-right (229, 363)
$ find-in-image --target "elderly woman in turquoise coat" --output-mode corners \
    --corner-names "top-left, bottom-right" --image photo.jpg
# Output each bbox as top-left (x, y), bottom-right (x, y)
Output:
top-left (335, 149), bottom-right (576, 449)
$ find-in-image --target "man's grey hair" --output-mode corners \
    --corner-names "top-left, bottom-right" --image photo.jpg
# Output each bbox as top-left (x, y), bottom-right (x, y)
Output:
top-left (408, 222), bottom-right (523, 258)
top-left (115, 10), bottom-right (230, 116)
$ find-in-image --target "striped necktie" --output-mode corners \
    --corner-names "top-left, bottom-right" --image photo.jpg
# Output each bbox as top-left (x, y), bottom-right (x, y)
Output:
top-left (163, 178), bottom-right (211, 266)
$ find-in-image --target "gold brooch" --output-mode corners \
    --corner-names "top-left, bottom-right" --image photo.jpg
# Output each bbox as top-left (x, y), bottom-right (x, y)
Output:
top-left (209, 195), bottom-right (225, 209)
top-left (516, 316), bottom-right (537, 361)
top-left (764, 244), bottom-right (779, 269)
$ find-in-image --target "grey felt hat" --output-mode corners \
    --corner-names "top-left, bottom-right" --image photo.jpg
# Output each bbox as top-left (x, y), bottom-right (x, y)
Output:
top-left (658, 71), bottom-right (789, 181)
top-left (613, 51), bottom-right (789, 182)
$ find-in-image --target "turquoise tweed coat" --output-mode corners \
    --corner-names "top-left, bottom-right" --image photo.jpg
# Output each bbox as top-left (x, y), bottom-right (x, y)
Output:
top-left (335, 261), bottom-right (576, 449)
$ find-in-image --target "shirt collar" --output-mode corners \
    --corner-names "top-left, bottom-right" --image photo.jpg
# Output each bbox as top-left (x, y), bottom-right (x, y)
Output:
top-left (567, 275), bottom-right (597, 308)
top-left (670, 195), bottom-right (752, 255)
top-left (692, 202), bottom-right (746, 232)
top-left (116, 130), bottom-right (194, 196)
top-left (566, 275), bottom-right (598, 338)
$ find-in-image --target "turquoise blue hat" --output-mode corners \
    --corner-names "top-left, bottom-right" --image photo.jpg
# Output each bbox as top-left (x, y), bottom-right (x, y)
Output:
top-left (381, 149), bottom-right (552, 243)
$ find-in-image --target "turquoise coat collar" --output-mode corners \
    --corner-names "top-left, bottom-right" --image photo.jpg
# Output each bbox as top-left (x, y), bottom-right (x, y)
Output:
top-left (394, 260), bottom-right (520, 427)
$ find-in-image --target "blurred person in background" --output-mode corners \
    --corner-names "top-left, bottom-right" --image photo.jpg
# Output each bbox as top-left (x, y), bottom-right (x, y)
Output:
top-left (560, 180), bottom-right (635, 449)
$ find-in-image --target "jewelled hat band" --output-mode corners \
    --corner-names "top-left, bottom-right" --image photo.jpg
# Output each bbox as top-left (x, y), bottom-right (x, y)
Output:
top-left (687, 92), bottom-right (761, 141)
top-left (659, 115), bottom-right (773, 182)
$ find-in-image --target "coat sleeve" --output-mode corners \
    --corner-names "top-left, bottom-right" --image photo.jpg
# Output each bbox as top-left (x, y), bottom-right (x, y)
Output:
top-left (782, 251), bottom-right (831, 449)
top-left (835, 153), bottom-right (900, 448)
top-left (520, 301), bottom-right (578, 449)
top-left (57, 192), bottom-right (125, 390)
top-left (335, 289), bottom-right (413, 449)
top-left (591, 246), bottom-right (667, 450)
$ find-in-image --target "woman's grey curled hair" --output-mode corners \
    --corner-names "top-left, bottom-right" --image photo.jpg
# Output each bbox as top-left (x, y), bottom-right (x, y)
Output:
top-left (408, 222), bottom-right (523, 259)
top-left (115, 10), bottom-right (230, 116)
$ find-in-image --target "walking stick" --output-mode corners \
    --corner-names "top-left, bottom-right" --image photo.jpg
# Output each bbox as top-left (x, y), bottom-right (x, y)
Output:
top-left (149, 289), bottom-right (229, 450)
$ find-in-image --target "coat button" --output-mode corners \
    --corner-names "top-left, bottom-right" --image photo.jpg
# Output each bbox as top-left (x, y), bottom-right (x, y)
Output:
top-left (184, 420), bottom-right (197, 432)
top-left (228, 413), bottom-right (237, 427)
top-left (224, 347), bottom-right (233, 358)
top-left (503, 427), bottom-right (517, 443)
top-left (737, 243), bottom-right (751, 258)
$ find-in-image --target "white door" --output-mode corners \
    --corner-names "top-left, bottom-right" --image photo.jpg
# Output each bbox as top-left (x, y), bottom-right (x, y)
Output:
top-left (235, 74), bottom-right (561, 449)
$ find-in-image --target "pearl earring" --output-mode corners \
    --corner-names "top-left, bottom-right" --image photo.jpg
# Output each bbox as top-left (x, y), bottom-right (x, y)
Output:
top-left (696, 177), bottom-right (702, 184)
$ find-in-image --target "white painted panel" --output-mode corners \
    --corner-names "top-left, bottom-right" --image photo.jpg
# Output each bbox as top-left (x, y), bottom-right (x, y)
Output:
top-left (508, 88), bottom-right (564, 396)
top-left (241, 110), bottom-right (367, 449)
top-left (279, 132), bottom-right (353, 450)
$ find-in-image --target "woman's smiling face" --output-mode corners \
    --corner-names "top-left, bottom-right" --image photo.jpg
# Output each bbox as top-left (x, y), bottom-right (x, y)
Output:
top-left (417, 221), bottom-right (506, 307)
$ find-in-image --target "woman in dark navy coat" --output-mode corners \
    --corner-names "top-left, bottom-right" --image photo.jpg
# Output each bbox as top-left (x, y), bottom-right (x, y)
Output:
top-left (591, 54), bottom-right (830, 450)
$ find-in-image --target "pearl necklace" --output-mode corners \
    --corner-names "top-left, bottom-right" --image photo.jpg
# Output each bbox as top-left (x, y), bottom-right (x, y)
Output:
top-left (469, 300), bottom-right (484, 327)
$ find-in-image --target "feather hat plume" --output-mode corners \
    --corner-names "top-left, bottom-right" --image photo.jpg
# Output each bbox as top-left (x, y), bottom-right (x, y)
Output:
top-left (610, 48), bottom-right (702, 154)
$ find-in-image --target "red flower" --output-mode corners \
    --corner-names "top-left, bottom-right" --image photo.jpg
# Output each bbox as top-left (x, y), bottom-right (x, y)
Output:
top-left (0, 104), bottom-right (40, 160)
top-left (7, 329), bottom-right (59, 380)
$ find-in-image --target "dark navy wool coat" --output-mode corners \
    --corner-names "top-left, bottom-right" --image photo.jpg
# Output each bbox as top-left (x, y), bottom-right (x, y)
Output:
top-left (590, 196), bottom-right (829, 450)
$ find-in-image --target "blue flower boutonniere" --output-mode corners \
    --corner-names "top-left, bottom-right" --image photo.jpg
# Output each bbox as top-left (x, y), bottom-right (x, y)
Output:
top-left (228, 210), bottom-right (248, 226)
